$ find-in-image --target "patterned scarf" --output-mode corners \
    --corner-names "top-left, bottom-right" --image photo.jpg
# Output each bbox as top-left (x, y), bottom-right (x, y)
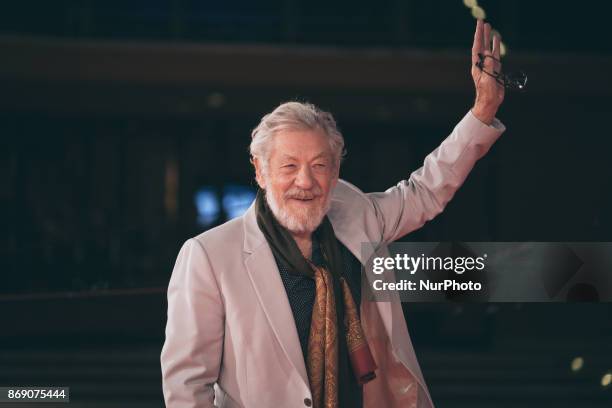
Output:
top-left (255, 189), bottom-right (377, 408)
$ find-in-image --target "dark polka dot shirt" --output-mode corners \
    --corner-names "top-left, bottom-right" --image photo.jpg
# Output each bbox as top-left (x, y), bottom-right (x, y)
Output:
top-left (274, 237), bottom-right (363, 407)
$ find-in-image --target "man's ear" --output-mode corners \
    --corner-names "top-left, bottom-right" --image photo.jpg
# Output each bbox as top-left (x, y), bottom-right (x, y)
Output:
top-left (251, 157), bottom-right (266, 189)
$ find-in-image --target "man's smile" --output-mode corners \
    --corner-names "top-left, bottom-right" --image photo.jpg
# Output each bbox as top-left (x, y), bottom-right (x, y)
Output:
top-left (289, 197), bottom-right (316, 203)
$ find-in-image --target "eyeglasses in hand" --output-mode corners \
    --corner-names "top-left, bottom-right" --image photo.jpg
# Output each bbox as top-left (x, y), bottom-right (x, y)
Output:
top-left (475, 53), bottom-right (527, 91)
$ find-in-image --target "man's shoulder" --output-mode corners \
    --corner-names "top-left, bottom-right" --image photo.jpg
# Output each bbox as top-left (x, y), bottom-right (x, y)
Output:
top-left (329, 179), bottom-right (384, 245)
top-left (331, 179), bottom-right (374, 211)
top-left (191, 215), bottom-right (245, 253)
top-left (334, 179), bottom-right (366, 197)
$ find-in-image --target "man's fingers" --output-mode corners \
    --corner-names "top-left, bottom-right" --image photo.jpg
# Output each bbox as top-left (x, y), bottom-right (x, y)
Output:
top-left (482, 50), bottom-right (499, 75)
top-left (483, 22), bottom-right (491, 52)
top-left (492, 33), bottom-right (501, 61)
top-left (472, 19), bottom-right (483, 62)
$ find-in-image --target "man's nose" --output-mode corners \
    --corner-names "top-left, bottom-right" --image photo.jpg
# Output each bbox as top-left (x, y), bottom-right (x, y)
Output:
top-left (294, 165), bottom-right (314, 189)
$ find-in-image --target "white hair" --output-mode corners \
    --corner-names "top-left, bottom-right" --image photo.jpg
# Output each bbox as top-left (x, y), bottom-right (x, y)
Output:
top-left (249, 101), bottom-right (345, 172)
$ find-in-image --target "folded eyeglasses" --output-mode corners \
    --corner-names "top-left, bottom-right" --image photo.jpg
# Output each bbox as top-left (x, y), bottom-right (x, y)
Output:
top-left (475, 53), bottom-right (527, 91)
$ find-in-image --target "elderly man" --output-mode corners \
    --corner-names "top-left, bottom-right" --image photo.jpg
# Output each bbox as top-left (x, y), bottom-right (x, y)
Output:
top-left (162, 20), bottom-right (505, 408)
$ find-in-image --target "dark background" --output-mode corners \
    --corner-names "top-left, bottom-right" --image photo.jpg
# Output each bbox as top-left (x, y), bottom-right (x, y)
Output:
top-left (1, 1), bottom-right (611, 407)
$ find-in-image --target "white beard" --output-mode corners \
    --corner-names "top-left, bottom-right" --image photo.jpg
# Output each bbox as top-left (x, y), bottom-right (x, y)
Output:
top-left (265, 188), bottom-right (332, 234)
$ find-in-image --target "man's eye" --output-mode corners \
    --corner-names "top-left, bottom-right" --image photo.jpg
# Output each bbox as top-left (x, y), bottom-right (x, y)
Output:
top-left (282, 164), bottom-right (296, 169)
top-left (313, 163), bottom-right (326, 168)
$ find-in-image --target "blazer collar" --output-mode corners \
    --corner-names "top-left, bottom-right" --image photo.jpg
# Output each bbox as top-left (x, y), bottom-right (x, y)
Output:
top-left (242, 201), bottom-right (264, 255)
top-left (241, 202), bottom-right (310, 389)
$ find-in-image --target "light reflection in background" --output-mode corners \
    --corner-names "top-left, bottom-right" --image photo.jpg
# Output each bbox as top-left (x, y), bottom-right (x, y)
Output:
top-left (195, 185), bottom-right (256, 228)
top-left (222, 185), bottom-right (256, 220)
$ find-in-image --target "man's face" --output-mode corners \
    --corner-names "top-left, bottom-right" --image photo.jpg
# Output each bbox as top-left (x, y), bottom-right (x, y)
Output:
top-left (255, 128), bottom-right (339, 234)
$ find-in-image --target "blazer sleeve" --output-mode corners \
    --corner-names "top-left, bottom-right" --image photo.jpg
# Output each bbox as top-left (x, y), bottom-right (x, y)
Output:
top-left (367, 110), bottom-right (506, 244)
top-left (161, 238), bottom-right (225, 408)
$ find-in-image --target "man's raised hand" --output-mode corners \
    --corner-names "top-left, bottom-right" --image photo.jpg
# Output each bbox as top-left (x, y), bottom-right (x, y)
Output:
top-left (470, 20), bottom-right (505, 125)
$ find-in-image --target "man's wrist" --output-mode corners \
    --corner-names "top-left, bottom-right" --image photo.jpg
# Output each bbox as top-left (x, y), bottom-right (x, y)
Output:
top-left (470, 102), bottom-right (499, 126)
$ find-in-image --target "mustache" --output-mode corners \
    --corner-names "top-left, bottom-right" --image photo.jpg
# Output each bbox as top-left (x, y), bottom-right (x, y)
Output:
top-left (284, 187), bottom-right (322, 200)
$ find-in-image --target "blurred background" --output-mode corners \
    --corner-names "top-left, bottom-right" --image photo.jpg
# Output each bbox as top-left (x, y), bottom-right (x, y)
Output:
top-left (1, 0), bottom-right (611, 407)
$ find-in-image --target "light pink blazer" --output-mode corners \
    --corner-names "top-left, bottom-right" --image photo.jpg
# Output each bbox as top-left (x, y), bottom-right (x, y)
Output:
top-left (161, 111), bottom-right (505, 408)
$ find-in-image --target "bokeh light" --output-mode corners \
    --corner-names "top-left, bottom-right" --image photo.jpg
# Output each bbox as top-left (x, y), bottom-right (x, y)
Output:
top-left (571, 357), bottom-right (584, 372)
top-left (602, 372), bottom-right (611, 387)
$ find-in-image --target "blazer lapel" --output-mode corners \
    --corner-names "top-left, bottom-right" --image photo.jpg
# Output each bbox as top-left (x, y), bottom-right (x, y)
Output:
top-left (242, 203), bottom-right (310, 390)
top-left (328, 206), bottom-right (396, 333)
top-left (327, 192), bottom-right (430, 395)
